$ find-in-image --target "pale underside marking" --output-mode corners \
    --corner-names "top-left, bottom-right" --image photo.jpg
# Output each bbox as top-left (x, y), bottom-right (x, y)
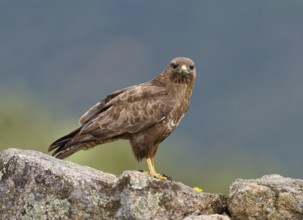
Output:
top-left (166, 114), bottom-right (184, 132)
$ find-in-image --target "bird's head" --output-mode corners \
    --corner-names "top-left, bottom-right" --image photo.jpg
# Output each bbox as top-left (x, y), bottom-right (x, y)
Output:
top-left (167, 57), bottom-right (196, 80)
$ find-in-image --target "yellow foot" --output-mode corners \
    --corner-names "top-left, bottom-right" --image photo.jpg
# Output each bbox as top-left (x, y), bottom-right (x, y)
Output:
top-left (138, 170), bottom-right (172, 181)
top-left (140, 157), bottom-right (173, 181)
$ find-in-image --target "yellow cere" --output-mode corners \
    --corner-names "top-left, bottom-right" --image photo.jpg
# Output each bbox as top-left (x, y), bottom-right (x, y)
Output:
top-left (181, 65), bottom-right (187, 71)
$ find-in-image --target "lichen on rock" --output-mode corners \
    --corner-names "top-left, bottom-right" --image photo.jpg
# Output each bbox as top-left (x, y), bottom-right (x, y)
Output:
top-left (2, 148), bottom-right (302, 219)
top-left (228, 174), bottom-right (303, 219)
top-left (0, 148), bottom-right (227, 219)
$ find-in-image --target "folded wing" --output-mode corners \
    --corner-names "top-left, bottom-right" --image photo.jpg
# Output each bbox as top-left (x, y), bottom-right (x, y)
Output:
top-left (49, 83), bottom-right (173, 158)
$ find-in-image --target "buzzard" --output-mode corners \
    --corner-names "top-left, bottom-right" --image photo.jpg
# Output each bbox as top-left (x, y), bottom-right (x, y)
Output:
top-left (49, 57), bottom-right (196, 180)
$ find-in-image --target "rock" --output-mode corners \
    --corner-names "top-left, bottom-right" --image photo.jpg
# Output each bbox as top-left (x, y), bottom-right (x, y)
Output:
top-left (0, 148), bottom-right (227, 220)
top-left (2, 148), bottom-right (303, 219)
top-left (184, 214), bottom-right (231, 220)
top-left (228, 174), bottom-right (303, 219)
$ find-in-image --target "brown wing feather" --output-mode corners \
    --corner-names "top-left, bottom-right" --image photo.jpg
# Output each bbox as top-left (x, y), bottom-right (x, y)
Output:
top-left (78, 86), bottom-right (130, 125)
top-left (78, 83), bottom-right (173, 139)
top-left (51, 83), bottom-right (174, 156)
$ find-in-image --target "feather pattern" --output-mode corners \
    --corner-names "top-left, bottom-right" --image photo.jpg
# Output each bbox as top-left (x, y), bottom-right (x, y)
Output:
top-left (49, 57), bottom-right (196, 161)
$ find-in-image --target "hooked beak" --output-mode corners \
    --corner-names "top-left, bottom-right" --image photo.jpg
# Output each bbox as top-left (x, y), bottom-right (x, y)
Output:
top-left (177, 64), bottom-right (189, 76)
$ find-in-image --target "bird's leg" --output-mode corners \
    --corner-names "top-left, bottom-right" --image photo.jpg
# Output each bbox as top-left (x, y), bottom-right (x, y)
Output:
top-left (144, 158), bottom-right (168, 180)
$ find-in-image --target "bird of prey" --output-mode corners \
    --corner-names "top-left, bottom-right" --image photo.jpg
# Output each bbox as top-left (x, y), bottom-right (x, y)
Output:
top-left (49, 57), bottom-right (196, 180)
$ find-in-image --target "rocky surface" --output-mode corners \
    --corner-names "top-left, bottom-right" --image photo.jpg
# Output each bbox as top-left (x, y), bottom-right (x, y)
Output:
top-left (228, 174), bottom-right (303, 219)
top-left (1, 148), bottom-right (303, 220)
top-left (183, 214), bottom-right (231, 220)
top-left (0, 148), bottom-right (227, 220)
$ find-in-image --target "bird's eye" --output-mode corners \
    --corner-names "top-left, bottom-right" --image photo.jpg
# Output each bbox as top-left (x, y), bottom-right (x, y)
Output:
top-left (170, 63), bottom-right (178, 69)
top-left (189, 65), bottom-right (195, 70)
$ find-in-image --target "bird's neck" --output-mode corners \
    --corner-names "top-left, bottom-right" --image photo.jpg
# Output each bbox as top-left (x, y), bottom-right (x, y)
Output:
top-left (153, 71), bottom-right (195, 103)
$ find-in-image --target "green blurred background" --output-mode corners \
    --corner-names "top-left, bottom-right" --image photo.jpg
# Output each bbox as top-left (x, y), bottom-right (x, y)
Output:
top-left (1, 1), bottom-right (303, 193)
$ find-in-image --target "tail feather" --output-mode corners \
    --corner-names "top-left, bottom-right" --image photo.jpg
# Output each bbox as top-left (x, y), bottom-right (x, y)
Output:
top-left (52, 144), bottom-right (82, 159)
top-left (48, 127), bottom-right (85, 159)
top-left (49, 126), bottom-right (121, 159)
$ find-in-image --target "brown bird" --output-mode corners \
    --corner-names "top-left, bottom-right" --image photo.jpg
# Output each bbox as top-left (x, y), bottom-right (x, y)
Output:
top-left (49, 57), bottom-right (196, 180)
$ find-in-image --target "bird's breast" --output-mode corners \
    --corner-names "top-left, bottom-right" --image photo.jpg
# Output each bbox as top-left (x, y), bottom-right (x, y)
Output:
top-left (165, 116), bottom-right (183, 133)
top-left (163, 102), bottom-right (188, 133)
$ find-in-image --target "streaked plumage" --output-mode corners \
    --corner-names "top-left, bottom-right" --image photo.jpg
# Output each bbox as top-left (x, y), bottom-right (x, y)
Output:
top-left (49, 57), bottom-right (196, 180)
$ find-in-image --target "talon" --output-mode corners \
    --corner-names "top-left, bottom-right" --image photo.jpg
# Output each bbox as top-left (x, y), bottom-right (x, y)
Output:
top-left (139, 170), bottom-right (171, 180)
top-left (166, 176), bottom-right (173, 182)
top-left (151, 173), bottom-right (168, 180)
top-left (162, 173), bottom-right (173, 182)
